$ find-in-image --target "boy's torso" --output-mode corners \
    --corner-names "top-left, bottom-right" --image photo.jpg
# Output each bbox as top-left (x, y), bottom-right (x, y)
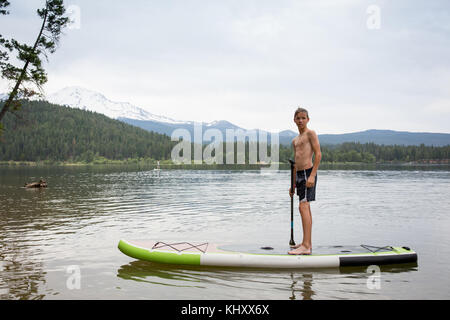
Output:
top-left (293, 130), bottom-right (314, 170)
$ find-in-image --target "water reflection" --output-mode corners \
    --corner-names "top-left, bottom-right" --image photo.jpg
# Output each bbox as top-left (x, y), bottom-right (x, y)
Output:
top-left (117, 261), bottom-right (206, 288)
top-left (117, 261), bottom-right (418, 300)
top-left (0, 240), bottom-right (47, 300)
top-left (289, 273), bottom-right (314, 300)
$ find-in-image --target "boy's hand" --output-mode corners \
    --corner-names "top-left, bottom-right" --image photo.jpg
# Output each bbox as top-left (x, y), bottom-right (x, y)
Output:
top-left (289, 187), bottom-right (295, 198)
top-left (306, 176), bottom-right (315, 188)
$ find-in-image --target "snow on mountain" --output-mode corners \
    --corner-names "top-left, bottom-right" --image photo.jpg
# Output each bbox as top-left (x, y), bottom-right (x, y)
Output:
top-left (46, 86), bottom-right (184, 124)
top-left (0, 93), bottom-right (7, 101)
top-left (44, 86), bottom-right (298, 144)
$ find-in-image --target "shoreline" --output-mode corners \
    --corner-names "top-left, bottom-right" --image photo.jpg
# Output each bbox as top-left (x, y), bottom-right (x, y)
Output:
top-left (1, 160), bottom-right (449, 170)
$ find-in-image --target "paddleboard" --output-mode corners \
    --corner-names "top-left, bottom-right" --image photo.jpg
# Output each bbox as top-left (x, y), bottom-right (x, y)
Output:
top-left (118, 240), bottom-right (417, 269)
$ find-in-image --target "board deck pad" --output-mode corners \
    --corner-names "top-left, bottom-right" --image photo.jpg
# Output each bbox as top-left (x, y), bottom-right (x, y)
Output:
top-left (218, 244), bottom-right (391, 255)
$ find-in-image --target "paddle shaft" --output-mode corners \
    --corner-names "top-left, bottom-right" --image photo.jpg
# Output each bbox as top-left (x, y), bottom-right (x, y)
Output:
top-left (288, 159), bottom-right (296, 246)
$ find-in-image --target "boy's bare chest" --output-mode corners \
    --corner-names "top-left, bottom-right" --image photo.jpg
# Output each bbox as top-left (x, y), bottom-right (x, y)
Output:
top-left (294, 135), bottom-right (311, 150)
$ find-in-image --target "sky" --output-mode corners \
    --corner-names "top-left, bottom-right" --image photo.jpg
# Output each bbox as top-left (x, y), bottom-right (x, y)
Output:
top-left (1, 0), bottom-right (449, 134)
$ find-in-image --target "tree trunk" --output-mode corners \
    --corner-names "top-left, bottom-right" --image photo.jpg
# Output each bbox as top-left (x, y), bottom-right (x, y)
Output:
top-left (0, 3), bottom-right (48, 123)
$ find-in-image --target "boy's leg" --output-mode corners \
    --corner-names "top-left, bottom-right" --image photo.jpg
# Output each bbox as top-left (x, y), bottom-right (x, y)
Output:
top-left (299, 202), bottom-right (312, 249)
top-left (288, 201), bottom-right (312, 255)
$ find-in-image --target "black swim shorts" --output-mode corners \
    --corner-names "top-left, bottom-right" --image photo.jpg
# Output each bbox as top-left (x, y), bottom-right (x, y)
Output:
top-left (296, 167), bottom-right (317, 202)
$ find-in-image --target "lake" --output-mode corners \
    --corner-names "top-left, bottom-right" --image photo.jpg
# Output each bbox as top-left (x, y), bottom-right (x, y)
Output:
top-left (0, 165), bottom-right (449, 300)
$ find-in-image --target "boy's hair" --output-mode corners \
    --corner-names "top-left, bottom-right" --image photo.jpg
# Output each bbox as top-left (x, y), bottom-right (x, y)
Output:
top-left (294, 107), bottom-right (309, 119)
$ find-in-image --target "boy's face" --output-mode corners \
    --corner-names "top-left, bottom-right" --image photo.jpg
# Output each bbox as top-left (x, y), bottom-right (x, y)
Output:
top-left (294, 112), bottom-right (309, 130)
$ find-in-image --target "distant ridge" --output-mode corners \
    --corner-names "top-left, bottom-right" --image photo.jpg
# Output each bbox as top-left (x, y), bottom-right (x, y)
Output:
top-left (318, 129), bottom-right (450, 147)
top-left (119, 120), bottom-right (449, 146)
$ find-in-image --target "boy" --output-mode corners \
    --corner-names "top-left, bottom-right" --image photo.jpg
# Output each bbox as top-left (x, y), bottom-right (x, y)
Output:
top-left (288, 107), bottom-right (321, 255)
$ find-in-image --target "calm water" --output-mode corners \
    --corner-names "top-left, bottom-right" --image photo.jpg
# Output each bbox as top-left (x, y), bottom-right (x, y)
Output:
top-left (0, 166), bottom-right (449, 300)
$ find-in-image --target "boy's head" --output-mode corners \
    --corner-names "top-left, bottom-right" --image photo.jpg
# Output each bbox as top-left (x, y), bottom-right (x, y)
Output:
top-left (294, 107), bottom-right (309, 119)
top-left (294, 107), bottom-right (310, 130)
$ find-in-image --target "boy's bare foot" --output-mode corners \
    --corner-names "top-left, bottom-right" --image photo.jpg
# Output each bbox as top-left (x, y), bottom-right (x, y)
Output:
top-left (288, 245), bottom-right (312, 255)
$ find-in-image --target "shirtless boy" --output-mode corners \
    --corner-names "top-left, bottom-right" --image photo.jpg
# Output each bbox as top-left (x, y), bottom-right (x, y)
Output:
top-left (288, 107), bottom-right (322, 255)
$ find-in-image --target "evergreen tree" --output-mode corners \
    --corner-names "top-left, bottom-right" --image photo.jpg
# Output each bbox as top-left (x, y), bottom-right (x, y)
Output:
top-left (0, 0), bottom-right (69, 133)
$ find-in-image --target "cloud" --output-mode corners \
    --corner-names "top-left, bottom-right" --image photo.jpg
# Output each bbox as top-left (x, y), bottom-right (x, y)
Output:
top-left (1, 0), bottom-right (449, 133)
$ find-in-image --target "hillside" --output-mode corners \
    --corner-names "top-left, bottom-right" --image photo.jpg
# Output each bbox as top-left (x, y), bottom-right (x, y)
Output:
top-left (0, 100), bottom-right (176, 162)
top-left (0, 100), bottom-right (448, 165)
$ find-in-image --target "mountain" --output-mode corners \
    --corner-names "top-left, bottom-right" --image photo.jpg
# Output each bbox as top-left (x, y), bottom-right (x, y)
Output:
top-left (43, 87), bottom-right (450, 146)
top-left (46, 86), bottom-right (276, 142)
top-left (47, 86), bottom-right (182, 123)
top-left (0, 93), bottom-right (7, 101)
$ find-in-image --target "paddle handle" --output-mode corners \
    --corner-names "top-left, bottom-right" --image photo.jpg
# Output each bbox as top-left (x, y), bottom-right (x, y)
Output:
top-left (288, 159), bottom-right (296, 246)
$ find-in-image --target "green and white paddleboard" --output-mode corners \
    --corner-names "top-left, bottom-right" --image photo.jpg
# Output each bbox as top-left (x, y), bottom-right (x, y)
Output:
top-left (118, 240), bottom-right (417, 269)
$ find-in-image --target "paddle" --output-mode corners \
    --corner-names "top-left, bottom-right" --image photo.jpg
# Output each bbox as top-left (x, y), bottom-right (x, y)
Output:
top-left (288, 159), bottom-right (296, 247)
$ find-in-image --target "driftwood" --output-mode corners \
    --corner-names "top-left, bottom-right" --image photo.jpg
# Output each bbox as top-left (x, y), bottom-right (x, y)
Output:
top-left (24, 179), bottom-right (47, 188)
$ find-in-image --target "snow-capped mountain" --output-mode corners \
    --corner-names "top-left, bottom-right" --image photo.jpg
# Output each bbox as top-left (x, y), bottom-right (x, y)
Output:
top-left (0, 93), bottom-right (7, 101)
top-left (46, 86), bottom-right (184, 123)
top-left (45, 86), bottom-right (297, 144)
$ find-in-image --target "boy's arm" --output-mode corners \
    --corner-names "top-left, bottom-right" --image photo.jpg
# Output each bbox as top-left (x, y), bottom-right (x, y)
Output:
top-left (309, 130), bottom-right (321, 178)
top-left (292, 139), bottom-right (297, 177)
